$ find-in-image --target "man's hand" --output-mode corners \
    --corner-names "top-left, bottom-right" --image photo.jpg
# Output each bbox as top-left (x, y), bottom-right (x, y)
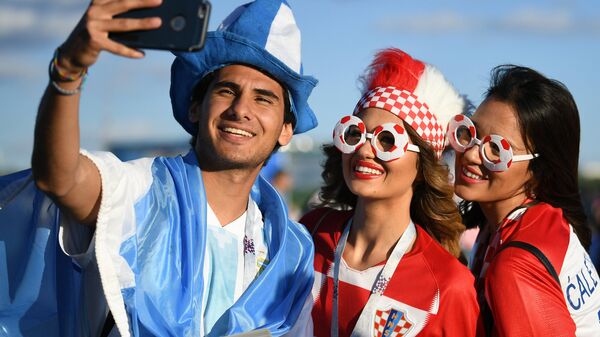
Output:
top-left (58, 0), bottom-right (163, 75)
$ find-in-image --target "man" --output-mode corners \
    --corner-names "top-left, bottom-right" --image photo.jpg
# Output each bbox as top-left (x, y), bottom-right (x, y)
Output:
top-left (0, 0), bottom-right (317, 336)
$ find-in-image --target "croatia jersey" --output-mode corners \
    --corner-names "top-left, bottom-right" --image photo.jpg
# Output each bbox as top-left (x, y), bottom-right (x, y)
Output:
top-left (471, 202), bottom-right (600, 337)
top-left (300, 208), bottom-right (480, 337)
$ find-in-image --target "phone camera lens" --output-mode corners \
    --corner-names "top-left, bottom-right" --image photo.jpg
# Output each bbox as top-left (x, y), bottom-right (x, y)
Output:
top-left (170, 16), bottom-right (186, 31)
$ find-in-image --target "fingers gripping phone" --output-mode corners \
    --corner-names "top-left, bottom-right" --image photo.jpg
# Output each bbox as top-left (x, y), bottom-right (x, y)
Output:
top-left (110, 0), bottom-right (211, 51)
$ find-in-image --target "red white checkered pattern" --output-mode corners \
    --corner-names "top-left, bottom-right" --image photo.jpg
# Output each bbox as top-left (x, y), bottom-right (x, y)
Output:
top-left (373, 308), bottom-right (413, 337)
top-left (354, 86), bottom-right (445, 158)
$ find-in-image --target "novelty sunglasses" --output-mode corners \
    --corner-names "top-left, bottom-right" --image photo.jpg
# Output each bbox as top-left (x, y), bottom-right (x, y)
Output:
top-left (333, 115), bottom-right (420, 162)
top-left (447, 114), bottom-right (539, 172)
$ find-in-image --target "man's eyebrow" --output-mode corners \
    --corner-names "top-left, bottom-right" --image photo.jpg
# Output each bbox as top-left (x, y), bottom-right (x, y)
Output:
top-left (254, 88), bottom-right (280, 101)
top-left (212, 81), bottom-right (240, 91)
top-left (212, 81), bottom-right (280, 101)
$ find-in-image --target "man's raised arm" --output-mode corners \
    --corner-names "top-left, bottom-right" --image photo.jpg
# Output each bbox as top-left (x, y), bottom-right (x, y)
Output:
top-left (31, 0), bottom-right (162, 226)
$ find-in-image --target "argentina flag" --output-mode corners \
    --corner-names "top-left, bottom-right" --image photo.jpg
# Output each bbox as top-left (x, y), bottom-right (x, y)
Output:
top-left (0, 150), bottom-right (314, 337)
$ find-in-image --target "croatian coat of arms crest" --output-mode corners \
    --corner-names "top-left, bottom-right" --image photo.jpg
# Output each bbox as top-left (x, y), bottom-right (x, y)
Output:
top-left (372, 307), bottom-right (413, 337)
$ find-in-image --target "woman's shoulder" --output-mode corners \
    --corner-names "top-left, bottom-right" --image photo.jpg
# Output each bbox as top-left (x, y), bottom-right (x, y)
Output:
top-left (506, 202), bottom-right (572, 267)
top-left (517, 202), bottom-right (568, 232)
top-left (299, 207), bottom-right (353, 235)
top-left (413, 226), bottom-right (475, 289)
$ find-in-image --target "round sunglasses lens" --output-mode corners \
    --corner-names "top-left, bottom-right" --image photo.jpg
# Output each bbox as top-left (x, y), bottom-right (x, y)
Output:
top-left (456, 125), bottom-right (473, 147)
top-left (375, 130), bottom-right (396, 152)
top-left (343, 124), bottom-right (363, 146)
top-left (483, 141), bottom-right (501, 163)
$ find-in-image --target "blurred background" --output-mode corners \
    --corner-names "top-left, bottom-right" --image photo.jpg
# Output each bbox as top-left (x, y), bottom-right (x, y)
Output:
top-left (1, 0), bottom-right (600, 264)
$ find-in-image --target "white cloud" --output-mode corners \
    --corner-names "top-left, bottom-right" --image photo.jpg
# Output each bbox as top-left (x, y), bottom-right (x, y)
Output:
top-left (0, 7), bottom-right (36, 36)
top-left (0, 4), bottom-right (84, 42)
top-left (376, 7), bottom-right (600, 36)
top-left (42, 13), bottom-right (81, 36)
top-left (378, 10), bottom-right (470, 33)
top-left (5, 0), bottom-right (84, 4)
top-left (0, 53), bottom-right (40, 79)
top-left (499, 8), bottom-right (573, 33)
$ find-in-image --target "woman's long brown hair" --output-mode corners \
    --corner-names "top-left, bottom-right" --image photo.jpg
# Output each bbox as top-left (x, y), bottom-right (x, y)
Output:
top-left (319, 124), bottom-right (464, 257)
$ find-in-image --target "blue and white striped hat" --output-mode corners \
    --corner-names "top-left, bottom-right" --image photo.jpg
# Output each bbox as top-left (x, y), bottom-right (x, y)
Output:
top-left (170, 0), bottom-right (318, 135)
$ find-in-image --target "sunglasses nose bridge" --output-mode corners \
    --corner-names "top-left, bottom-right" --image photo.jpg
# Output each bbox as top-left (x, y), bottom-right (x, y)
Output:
top-left (471, 137), bottom-right (485, 158)
top-left (458, 136), bottom-right (482, 153)
top-left (353, 135), bottom-right (377, 159)
top-left (461, 140), bottom-right (484, 163)
top-left (364, 132), bottom-right (377, 149)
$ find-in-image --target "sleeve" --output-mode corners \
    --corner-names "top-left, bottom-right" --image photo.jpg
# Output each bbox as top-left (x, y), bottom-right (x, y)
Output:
top-left (433, 274), bottom-right (481, 337)
top-left (57, 150), bottom-right (153, 268)
top-left (485, 247), bottom-right (576, 337)
top-left (58, 214), bottom-right (95, 268)
top-left (77, 149), bottom-right (156, 336)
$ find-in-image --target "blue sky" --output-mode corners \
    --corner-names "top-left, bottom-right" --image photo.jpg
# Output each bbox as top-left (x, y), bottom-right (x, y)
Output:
top-left (1, 0), bottom-right (599, 172)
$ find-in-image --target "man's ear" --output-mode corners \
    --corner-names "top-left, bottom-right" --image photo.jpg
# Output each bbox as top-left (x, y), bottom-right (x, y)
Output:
top-left (189, 101), bottom-right (201, 123)
top-left (277, 123), bottom-right (294, 147)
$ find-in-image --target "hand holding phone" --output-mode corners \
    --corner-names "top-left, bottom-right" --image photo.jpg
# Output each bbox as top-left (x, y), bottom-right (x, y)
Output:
top-left (110, 0), bottom-right (211, 51)
top-left (56, 0), bottom-right (164, 76)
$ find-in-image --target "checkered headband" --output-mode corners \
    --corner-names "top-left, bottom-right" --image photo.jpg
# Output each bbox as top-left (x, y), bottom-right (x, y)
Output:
top-left (353, 86), bottom-right (445, 158)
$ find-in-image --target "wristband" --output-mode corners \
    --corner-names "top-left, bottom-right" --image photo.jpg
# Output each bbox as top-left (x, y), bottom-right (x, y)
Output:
top-left (48, 48), bottom-right (87, 82)
top-left (48, 48), bottom-right (88, 95)
top-left (50, 78), bottom-right (86, 96)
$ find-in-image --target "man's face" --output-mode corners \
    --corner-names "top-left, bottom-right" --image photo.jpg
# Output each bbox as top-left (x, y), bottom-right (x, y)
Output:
top-left (189, 65), bottom-right (293, 171)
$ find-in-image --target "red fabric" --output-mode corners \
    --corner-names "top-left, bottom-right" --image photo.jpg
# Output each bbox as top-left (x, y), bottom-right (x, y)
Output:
top-left (364, 48), bottom-right (424, 92)
top-left (300, 208), bottom-right (480, 337)
top-left (472, 203), bottom-right (577, 337)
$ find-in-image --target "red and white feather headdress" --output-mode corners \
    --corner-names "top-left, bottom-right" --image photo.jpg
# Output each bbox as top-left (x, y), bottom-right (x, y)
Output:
top-left (354, 48), bottom-right (464, 158)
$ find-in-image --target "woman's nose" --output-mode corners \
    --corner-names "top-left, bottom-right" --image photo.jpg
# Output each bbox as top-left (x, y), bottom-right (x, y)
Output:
top-left (462, 143), bottom-right (482, 164)
top-left (355, 135), bottom-right (377, 159)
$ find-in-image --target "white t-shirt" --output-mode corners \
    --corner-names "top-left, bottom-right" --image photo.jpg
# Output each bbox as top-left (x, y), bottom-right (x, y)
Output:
top-left (202, 199), bottom-right (268, 335)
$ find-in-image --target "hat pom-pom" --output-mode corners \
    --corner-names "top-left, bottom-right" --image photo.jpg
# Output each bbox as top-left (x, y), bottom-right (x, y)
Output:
top-left (359, 48), bottom-right (464, 131)
top-left (413, 65), bottom-right (465, 132)
top-left (360, 48), bottom-right (425, 93)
